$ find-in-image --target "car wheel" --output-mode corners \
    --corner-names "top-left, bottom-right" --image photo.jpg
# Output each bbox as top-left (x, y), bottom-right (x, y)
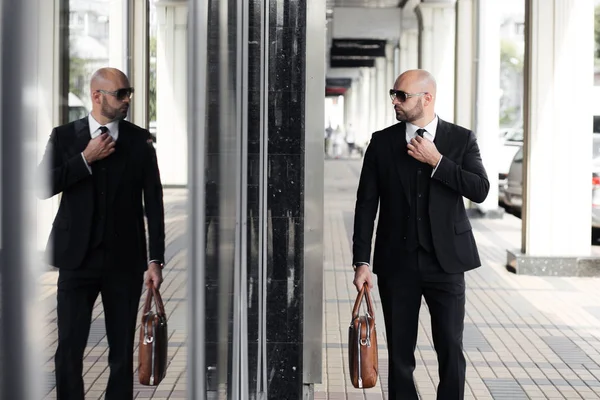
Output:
top-left (593, 228), bottom-right (600, 245)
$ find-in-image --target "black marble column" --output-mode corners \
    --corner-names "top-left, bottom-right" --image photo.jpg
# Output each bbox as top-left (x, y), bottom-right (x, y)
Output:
top-left (265, 1), bottom-right (306, 399)
top-left (202, 0), bottom-right (307, 398)
top-left (246, 0), bottom-right (263, 396)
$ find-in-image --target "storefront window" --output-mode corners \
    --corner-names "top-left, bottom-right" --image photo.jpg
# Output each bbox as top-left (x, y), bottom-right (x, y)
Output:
top-left (67, 0), bottom-right (128, 122)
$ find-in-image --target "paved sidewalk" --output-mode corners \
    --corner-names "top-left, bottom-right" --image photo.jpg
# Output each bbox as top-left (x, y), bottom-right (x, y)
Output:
top-left (317, 159), bottom-right (600, 400)
top-left (40, 159), bottom-right (600, 399)
top-left (42, 190), bottom-right (189, 400)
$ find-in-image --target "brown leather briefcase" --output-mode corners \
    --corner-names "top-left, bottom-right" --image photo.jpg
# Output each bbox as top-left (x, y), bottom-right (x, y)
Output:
top-left (348, 283), bottom-right (378, 389)
top-left (138, 286), bottom-right (168, 386)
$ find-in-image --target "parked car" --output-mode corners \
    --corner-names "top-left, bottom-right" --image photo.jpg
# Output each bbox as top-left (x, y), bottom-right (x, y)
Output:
top-left (592, 137), bottom-right (600, 228)
top-left (498, 128), bottom-right (523, 205)
top-left (504, 133), bottom-right (600, 231)
top-left (499, 127), bottom-right (521, 140)
top-left (502, 146), bottom-right (523, 213)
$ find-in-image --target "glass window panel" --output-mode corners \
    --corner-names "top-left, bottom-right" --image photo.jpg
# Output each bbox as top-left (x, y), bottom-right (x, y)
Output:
top-left (149, 2), bottom-right (157, 141)
top-left (68, 0), bottom-right (127, 123)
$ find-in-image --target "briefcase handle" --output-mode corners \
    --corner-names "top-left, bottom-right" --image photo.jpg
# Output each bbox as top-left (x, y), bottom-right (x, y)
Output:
top-left (351, 283), bottom-right (375, 321)
top-left (142, 286), bottom-right (166, 316)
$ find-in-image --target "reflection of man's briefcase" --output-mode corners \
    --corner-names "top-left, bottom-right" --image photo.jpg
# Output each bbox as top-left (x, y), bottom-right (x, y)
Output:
top-left (348, 284), bottom-right (378, 389)
top-left (138, 286), bottom-right (168, 386)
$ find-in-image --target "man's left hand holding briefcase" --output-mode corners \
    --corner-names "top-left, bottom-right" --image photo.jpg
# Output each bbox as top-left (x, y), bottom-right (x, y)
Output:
top-left (138, 286), bottom-right (168, 386)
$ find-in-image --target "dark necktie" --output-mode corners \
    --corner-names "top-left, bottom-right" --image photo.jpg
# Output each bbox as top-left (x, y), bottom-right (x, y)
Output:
top-left (416, 128), bottom-right (426, 138)
top-left (99, 126), bottom-right (109, 134)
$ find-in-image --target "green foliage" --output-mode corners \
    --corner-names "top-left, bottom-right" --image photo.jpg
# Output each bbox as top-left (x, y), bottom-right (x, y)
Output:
top-left (499, 39), bottom-right (524, 128)
top-left (500, 106), bottom-right (519, 127)
top-left (500, 39), bottom-right (523, 71)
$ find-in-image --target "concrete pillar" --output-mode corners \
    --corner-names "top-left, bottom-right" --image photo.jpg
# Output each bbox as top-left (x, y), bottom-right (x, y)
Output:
top-left (454, 0), bottom-right (475, 129)
top-left (344, 87), bottom-right (352, 129)
top-left (354, 75), bottom-right (362, 134)
top-left (399, 28), bottom-right (419, 73)
top-left (370, 67), bottom-right (379, 133)
top-left (387, 43), bottom-right (395, 83)
top-left (357, 68), bottom-right (371, 146)
top-left (156, 1), bottom-right (188, 186)
top-left (474, 0), bottom-right (501, 215)
top-left (386, 43), bottom-right (396, 126)
top-left (416, 1), bottom-right (456, 122)
top-left (375, 57), bottom-right (387, 130)
top-left (382, 45), bottom-right (399, 126)
top-left (508, 0), bottom-right (594, 272)
top-left (347, 85), bottom-right (359, 129)
top-left (130, 0), bottom-right (150, 128)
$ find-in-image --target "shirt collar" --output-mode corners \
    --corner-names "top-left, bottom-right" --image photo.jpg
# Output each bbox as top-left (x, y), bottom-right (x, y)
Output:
top-left (405, 115), bottom-right (439, 142)
top-left (88, 114), bottom-right (119, 141)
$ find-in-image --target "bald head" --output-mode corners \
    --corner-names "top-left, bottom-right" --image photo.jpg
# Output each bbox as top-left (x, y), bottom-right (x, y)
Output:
top-left (391, 69), bottom-right (437, 125)
top-left (89, 68), bottom-right (131, 124)
top-left (394, 69), bottom-right (437, 97)
top-left (90, 68), bottom-right (129, 93)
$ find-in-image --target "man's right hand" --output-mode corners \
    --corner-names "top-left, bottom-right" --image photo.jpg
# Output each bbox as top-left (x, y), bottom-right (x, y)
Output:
top-left (353, 264), bottom-right (373, 291)
top-left (82, 133), bottom-right (115, 164)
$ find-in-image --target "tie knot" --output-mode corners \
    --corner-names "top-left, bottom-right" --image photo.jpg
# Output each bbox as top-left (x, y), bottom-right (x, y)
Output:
top-left (99, 126), bottom-right (109, 134)
top-left (416, 129), bottom-right (426, 138)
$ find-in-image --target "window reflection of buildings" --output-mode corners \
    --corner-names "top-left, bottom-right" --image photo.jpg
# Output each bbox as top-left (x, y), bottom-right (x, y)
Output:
top-left (68, 0), bottom-right (110, 112)
top-left (500, 14), bottom-right (525, 128)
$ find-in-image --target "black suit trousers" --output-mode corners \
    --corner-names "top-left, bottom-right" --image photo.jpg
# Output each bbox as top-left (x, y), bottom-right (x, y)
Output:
top-left (378, 248), bottom-right (466, 400)
top-left (54, 249), bottom-right (144, 400)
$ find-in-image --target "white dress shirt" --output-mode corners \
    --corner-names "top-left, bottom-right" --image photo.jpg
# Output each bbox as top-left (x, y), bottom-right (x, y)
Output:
top-left (405, 115), bottom-right (442, 177)
top-left (81, 114), bottom-right (120, 174)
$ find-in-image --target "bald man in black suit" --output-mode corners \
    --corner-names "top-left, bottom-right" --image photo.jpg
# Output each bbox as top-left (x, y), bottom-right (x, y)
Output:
top-left (352, 69), bottom-right (489, 400)
top-left (38, 68), bottom-right (165, 400)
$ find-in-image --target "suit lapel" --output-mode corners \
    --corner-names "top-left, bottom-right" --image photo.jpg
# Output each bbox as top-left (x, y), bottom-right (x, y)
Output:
top-left (390, 122), bottom-right (412, 205)
top-left (433, 118), bottom-right (451, 159)
top-left (72, 117), bottom-right (91, 155)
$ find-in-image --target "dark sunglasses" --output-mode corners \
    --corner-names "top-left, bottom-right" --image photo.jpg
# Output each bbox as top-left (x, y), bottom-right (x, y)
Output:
top-left (96, 87), bottom-right (135, 101)
top-left (389, 89), bottom-right (427, 102)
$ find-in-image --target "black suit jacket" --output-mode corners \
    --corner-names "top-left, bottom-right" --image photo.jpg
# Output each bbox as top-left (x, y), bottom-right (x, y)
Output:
top-left (37, 117), bottom-right (165, 271)
top-left (352, 119), bottom-right (489, 275)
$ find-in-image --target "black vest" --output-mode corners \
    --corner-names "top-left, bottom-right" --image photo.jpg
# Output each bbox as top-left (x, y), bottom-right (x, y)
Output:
top-left (89, 150), bottom-right (120, 251)
top-left (405, 156), bottom-right (434, 252)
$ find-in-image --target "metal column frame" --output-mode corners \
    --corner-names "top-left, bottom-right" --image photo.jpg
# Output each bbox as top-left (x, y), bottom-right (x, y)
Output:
top-left (303, 0), bottom-right (325, 386)
top-left (187, 0), bottom-right (208, 397)
top-left (122, 0), bottom-right (130, 76)
top-left (129, 0), bottom-right (149, 128)
top-left (233, 0), bottom-right (250, 396)
top-left (257, 0), bottom-right (269, 396)
top-left (521, 0), bottom-right (531, 253)
top-left (1, 0), bottom-right (45, 399)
